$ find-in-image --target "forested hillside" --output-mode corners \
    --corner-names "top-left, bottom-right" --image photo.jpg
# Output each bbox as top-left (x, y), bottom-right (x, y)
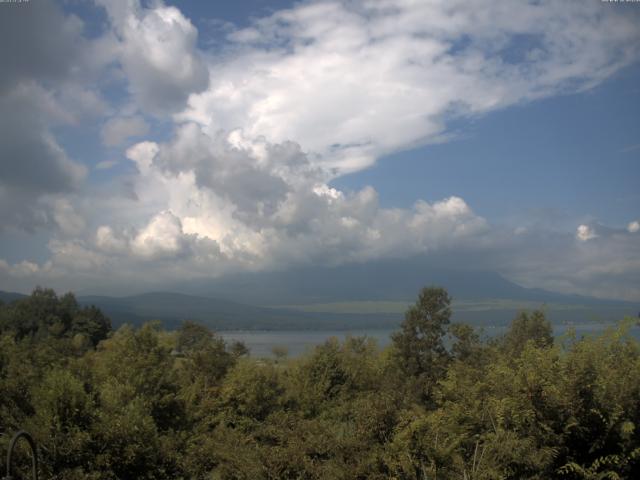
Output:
top-left (1, 287), bottom-right (639, 479)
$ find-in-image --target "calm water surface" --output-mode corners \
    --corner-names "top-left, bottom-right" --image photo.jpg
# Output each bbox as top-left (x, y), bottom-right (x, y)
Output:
top-left (220, 323), bottom-right (640, 358)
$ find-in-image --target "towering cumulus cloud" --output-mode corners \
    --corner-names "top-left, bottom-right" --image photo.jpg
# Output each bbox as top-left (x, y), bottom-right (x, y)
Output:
top-left (111, 128), bottom-right (488, 269)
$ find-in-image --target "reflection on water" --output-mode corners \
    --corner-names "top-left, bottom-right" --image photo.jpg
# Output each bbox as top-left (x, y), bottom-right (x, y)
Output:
top-left (220, 323), bottom-right (640, 358)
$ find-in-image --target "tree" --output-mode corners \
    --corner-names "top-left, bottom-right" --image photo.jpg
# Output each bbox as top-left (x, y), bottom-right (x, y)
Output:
top-left (26, 368), bottom-right (94, 476)
top-left (449, 322), bottom-right (482, 363)
top-left (70, 305), bottom-right (111, 347)
top-left (503, 309), bottom-right (553, 355)
top-left (174, 321), bottom-right (242, 422)
top-left (391, 286), bottom-right (452, 398)
top-left (218, 359), bottom-right (284, 425)
top-left (0, 288), bottom-right (111, 345)
top-left (176, 320), bottom-right (212, 353)
top-left (92, 323), bottom-right (185, 432)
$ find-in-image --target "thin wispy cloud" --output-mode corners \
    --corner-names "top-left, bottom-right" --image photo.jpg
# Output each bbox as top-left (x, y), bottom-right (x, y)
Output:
top-left (621, 143), bottom-right (640, 153)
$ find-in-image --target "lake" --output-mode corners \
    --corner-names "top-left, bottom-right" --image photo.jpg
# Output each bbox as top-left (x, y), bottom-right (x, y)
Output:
top-left (220, 322), bottom-right (640, 358)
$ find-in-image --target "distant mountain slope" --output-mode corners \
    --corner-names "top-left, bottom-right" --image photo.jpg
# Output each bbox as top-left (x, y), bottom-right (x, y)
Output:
top-left (0, 290), bottom-right (27, 303)
top-left (178, 256), bottom-right (635, 307)
top-left (79, 292), bottom-right (288, 330)
top-left (3, 255), bottom-right (639, 331)
top-left (76, 290), bottom-right (638, 331)
top-left (3, 286), bottom-right (637, 331)
top-left (77, 292), bottom-right (401, 330)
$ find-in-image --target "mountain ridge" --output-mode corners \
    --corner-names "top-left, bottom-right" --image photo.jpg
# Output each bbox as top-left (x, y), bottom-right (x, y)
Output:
top-left (2, 273), bottom-right (638, 332)
top-left (175, 257), bottom-right (637, 307)
top-left (2, 257), bottom-right (637, 330)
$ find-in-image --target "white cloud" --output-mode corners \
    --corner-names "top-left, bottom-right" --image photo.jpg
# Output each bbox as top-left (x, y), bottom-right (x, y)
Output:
top-left (0, 124), bottom-right (488, 289)
top-left (126, 140), bottom-right (159, 175)
top-left (501, 226), bottom-right (640, 301)
top-left (118, 127), bottom-right (488, 266)
top-left (131, 211), bottom-right (189, 258)
top-left (95, 226), bottom-right (128, 254)
top-left (180, 0), bottom-right (640, 175)
top-left (7, 213), bottom-right (640, 301)
top-left (98, 0), bottom-right (209, 113)
top-left (628, 220), bottom-right (640, 233)
top-left (576, 224), bottom-right (597, 242)
top-left (10, 261), bottom-right (40, 277)
top-left (47, 239), bottom-right (106, 273)
top-left (101, 115), bottom-right (150, 146)
top-left (51, 198), bottom-right (86, 236)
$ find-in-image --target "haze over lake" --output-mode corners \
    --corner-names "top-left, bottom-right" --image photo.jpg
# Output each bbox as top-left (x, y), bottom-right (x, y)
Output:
top-left (221, 323), bottom-right (640, 358)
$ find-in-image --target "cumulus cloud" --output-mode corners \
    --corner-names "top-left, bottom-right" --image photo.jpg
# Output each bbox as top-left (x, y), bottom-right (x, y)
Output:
top-left (51, 198), bottom-right (86, 237)
top-left (0, 122), bottom-right (489, 291)
top-left (90, 127), bottom-right (488, 273)
top-left (97, 0), bottom-right (209, 113)
top-left (0, 0), bottom-right (82, 94)
top-left (0, 259), bottom-right (45, 278)
top-left (0, 0), bottom-right (115, 232)
top-left (95, 226), bottom-right (128, 254)
top-left (0, 0), bottom-right (114, 113)
top-left (0, 84), bottom-right (86, 194)
top-left (628, 221), bottom-right (640, 233)
top-left (576, 224), bottom-right (597, 242)
top-left (6, 212), bottom-right (640, 301)
top-left (131, 211), bottom-right (190, 258)
top-left (142, 127), bottom-right (487, 259)
top-left (0, 83), bottom-right (88, 233)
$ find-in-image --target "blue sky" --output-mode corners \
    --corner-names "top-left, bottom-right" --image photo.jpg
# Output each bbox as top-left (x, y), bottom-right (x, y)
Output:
top-left (0, 0), bottom-right (639, 300)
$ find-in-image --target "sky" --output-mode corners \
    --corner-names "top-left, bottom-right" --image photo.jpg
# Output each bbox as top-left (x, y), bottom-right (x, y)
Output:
top-left (0, 0), bottom-right (639, 300)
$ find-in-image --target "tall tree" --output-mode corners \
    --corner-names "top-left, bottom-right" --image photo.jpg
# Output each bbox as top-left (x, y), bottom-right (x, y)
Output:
top-left (392, 286), bottom-right (452, 400)
top-left (503, 309), bottom-right (553, 355)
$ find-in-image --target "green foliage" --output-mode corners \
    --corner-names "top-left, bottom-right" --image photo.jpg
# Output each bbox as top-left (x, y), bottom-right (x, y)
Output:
top-left (0, 287), bottom-right (111, 346)
top-left (218, 359), bottom-right (284, 425)
top-left (449, 322), bottom-right (483, 363)
top-left (502, 309), bottom-right (554, 355)
top-left (27, 368), bottom-right (94, 476)
top-left (1, 288), bottom-right (639, 479)
top-left (177, 319), bottom-right (213, 353)
top-left (391, 286), bottom-right (452, 402)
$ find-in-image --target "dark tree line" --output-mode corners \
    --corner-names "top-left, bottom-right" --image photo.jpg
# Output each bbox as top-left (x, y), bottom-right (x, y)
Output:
top-left (0, 286), bottom-right (639, 479)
